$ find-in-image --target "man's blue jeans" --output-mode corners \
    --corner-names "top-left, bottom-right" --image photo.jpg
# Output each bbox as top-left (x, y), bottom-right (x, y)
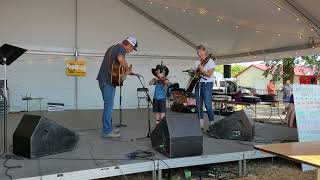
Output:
top-left (99, 83), bottom-right (116, 134)
top-left (195, 82), bottom-right (214, 122)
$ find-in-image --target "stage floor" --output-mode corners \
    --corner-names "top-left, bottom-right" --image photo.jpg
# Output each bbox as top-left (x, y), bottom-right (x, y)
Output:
top-left (0, 109), bottom-right (298, 180)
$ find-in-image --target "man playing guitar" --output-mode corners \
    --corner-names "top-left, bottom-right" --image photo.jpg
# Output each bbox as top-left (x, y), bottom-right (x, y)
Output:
top-left (96, 36), bottom-right (137, 138)
top-left (193, 45), bottom-right (216, 130)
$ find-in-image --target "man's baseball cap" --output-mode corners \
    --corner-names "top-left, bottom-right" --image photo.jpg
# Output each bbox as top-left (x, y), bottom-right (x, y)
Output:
top-left (125, 36), bottom-right (138, 51)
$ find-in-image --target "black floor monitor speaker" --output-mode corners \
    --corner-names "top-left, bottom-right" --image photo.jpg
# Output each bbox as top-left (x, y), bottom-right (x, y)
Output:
top-left (208, 109), bottom-right (254, 141)
top-left (151, 116), bottom-right (203, 158)
top-left (13, 114), bottom-right (79, 158)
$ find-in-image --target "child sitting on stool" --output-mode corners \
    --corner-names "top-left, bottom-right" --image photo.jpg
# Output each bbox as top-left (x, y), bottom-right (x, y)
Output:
top-left (149, 64), bottom-right (170, 124)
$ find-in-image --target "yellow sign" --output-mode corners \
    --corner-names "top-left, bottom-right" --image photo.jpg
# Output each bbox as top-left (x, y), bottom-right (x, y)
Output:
top-left (66, 60), bottom-right (86, 77)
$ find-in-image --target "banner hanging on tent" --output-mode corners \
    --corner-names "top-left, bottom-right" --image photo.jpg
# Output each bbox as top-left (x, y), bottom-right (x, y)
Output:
top-left (65, 59), bottom-right (86, 77)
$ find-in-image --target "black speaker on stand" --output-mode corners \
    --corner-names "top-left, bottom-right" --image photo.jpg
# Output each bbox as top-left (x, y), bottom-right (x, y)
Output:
top-left (13, 114), bottom-right (79, 158)
top-left (223, 65), bottom-right (231, 78)
top-left (208, 109), bottom-right (255, 141)
top-left (151, 116), bottom-right (203, 158)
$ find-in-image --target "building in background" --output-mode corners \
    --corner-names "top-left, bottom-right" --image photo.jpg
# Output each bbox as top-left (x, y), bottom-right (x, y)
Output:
top-left (236, 64), bottom-right (316, 90)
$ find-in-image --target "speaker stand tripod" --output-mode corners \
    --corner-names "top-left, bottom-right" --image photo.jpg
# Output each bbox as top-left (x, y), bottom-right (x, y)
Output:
top-left (0, 44), bottom-right (27, 157)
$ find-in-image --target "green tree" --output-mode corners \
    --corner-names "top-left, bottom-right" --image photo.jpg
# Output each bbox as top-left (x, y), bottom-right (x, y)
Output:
top-left (215, 65), bottom-right (223, 74)
top-left (215, 64), bottom-right (247, 77)
top-left (263, 55), bottom-right (320, 84)
top-left (231, 64), bottom-right (247, 77)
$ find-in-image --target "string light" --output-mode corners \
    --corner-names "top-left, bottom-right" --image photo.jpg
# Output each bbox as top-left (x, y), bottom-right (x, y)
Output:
top-left (199, 8), bottom-right (207, 15)
top-left (147, 0), bottom-right (317, 39)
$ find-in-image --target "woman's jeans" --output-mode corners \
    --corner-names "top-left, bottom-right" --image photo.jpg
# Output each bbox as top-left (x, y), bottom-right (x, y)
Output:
top-left (195, 82), bottom-right (214, 122)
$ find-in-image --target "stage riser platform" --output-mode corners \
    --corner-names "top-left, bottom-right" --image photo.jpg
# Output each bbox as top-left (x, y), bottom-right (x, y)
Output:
top-left (0, 109), bottom-right (297, 180)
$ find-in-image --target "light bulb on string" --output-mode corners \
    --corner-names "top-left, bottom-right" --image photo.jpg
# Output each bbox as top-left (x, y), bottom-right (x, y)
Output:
top-left (311, 27), bottom-right (314, 32)
top-left (153, 1), bottom-right (309, 40)
top-left (199, 8), bottom-right (208, 15)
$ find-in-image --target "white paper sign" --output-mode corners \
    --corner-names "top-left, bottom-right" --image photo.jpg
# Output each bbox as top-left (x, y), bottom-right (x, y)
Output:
top-left (293, 84), bottom-right (320, 171)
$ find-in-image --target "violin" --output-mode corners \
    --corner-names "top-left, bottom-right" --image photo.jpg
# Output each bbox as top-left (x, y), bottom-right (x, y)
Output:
top-left (156, 77), bottom-right (170, 85)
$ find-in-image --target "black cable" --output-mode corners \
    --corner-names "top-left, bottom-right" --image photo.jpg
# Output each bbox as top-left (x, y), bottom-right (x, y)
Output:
top-left (74, 128), bottom-right (101, 132)
top-left (113, 162), bottom-right (129, 180)
top-left (127, 150), bottom-right (155, 159)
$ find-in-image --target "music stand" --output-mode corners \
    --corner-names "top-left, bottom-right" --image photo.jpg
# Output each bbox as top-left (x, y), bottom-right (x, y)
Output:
top-left (0, 44), bottom-right (27, 155)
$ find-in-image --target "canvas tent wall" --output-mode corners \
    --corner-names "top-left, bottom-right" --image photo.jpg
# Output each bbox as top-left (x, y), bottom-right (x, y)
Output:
top-left (0, 0), bottom-right (195, 111)
top-left (1, 0), bottom-right (320, 111)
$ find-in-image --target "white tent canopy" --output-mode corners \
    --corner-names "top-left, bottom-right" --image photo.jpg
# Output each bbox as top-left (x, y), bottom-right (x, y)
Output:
top-left (1, 0), bottom-right (320, 110)
top-left (0, 0), bottom-right (320, 64)
top-left (124, 0), bottom-right (320, 63)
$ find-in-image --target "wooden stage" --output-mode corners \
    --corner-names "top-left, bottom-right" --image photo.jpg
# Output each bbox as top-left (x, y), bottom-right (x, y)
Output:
top-left (0, 109), bottom-right (298, 180)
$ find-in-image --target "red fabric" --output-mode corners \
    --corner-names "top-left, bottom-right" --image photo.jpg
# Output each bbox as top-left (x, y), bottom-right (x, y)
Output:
top-left (299, 76), bottom-right (318, 84)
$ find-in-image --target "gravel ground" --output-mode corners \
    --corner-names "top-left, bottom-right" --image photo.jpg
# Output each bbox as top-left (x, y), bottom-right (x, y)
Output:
top-left (103, 157), bottom-right (316, 180)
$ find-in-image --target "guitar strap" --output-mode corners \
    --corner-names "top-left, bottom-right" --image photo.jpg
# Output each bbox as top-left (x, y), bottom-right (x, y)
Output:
top-left (107, 45), bottom-right (115, 74)
top-left (200, 55), bottom-right (211, 67)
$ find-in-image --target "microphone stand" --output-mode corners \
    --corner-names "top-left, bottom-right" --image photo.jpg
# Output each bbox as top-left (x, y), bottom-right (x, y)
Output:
top-left (115, 85), bottom-right (127, 128)
top-left (135, 75), bottom-right (153, 138)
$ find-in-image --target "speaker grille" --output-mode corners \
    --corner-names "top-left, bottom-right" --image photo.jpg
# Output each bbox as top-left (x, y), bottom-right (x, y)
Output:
top-left (13, 114), bottom-right (79, 158)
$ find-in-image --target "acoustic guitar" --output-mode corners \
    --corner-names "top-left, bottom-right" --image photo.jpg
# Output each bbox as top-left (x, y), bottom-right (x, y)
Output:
top-left (185, 54), bottom-right (213, 93)
top-left (110, 62), bottom-right (132, 86)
